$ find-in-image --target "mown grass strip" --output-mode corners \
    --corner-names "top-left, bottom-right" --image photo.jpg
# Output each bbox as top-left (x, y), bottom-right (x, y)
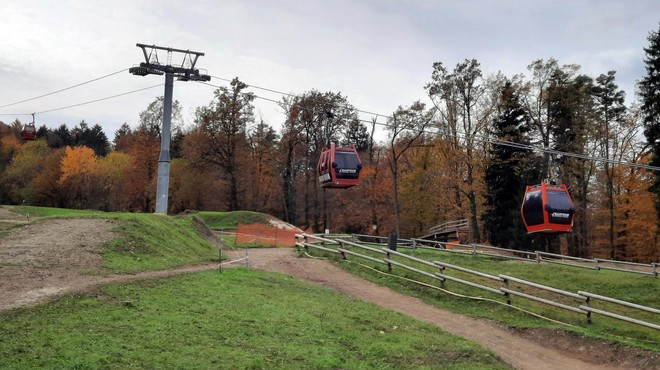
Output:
top-left (0, 269), bottom-right (508, 369)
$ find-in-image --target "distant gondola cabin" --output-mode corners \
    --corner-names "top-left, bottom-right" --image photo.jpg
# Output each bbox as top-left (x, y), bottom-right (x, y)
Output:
top-left (21, 123), bottom-right (37, 141)
top-left (521, 182), bottom-right (575, 234)
top-left (318, 143), bottom-right (362, 189)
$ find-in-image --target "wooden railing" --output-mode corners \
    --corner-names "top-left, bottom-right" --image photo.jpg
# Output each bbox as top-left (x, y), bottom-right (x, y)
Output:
top-left (296, 234), bottom-right (660, 331)
top-left (428, 219), bottom-right (470, 235)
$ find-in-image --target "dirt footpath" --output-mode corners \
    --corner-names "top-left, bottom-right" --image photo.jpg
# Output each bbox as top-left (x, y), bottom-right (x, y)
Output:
top-left (0, 215), bottom-right (657, 369)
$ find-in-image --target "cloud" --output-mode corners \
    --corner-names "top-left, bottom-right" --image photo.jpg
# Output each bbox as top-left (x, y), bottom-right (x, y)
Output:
top-left (1, 0), bottom-right (659, 139)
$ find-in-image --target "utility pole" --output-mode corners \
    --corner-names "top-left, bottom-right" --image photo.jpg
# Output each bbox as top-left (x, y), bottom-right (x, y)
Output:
top-left (129, 43), bottom-right (210, 214)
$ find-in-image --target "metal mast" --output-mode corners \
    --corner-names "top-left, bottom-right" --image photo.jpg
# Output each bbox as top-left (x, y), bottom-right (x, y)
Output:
top-left (129, 43), bottom-right (210, 214)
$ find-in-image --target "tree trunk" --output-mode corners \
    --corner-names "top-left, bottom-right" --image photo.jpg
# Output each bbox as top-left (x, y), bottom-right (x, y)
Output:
top-left (304, 167), bottom-right (310, 229)
top-left (229, 168), bottom-right (238, 211)
top-left (468, 190), bottom-right (481, 243)
top-left (606, 164), bottom-right (616, 259)
top-left (391, 165), bottom-right (401, 236)
top-left (281, 141), bottom-right (297, 224)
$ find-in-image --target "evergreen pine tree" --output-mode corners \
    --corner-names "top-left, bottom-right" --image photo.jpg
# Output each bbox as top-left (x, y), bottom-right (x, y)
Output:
top-left (483, 81), bottom-right (538, 249)
top-left (640, 24), bottom-right (660, 221)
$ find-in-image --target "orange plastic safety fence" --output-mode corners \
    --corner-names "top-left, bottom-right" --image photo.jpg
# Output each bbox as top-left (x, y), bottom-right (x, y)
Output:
top-left (235, 223), bottom-right (299, 247)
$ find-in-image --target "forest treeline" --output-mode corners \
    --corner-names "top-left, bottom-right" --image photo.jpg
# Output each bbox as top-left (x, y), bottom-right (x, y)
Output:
top-left (2, 27), bottom-right (660, 263)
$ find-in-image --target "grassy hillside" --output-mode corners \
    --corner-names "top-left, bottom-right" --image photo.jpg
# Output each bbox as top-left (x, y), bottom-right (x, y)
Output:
top-left (5, 206), bottom-right (219, 273)
top-left (0, 269), bottom-right (508, 369)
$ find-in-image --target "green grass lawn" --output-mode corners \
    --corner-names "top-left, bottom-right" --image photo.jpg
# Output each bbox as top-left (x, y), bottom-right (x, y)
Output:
top-left (9, 205), bottom-right (108, 219)
top-left (196, 210), bottom-right (272, 230)
top-left (0, 268), bottom-right (508, 369)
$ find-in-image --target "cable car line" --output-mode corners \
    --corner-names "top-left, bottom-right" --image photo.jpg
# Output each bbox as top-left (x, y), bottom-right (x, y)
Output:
top-left (33, 84), bottom-right (163, 115)
top-left (206, 74), bottom-right (394, 120)
top-left (0, 68), bottom-right (129, 110)
top-left (1, 84), bottom-right (163, 119)
top-left (0, 67), bottom-right (652, 172)
top-left (201, 78), bottom-right (660, 172)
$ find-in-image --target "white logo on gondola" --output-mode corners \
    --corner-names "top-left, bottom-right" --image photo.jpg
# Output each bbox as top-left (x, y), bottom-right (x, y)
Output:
top-left (338, 169), bottom-right (356, 174)
top-left (551, 212), bottom-right (570, 218)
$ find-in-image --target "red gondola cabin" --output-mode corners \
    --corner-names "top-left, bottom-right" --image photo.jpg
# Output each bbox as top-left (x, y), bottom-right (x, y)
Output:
top-left (318, 143), bottom-right (362, 189)
top-left (21, 123), bottom-right (37, 141)
top-left (521, 182), bottom-right (575, 234)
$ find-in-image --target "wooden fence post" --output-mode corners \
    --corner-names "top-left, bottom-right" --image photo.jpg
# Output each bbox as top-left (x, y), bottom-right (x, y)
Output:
top-left (503, 277), bottom-right (511, 305)
top-left (585, 296), bottom-right (592, 324)
top-left (386, 250), bottom-right (392, 272)
top-left (438, 265), bottom-right (446, 289)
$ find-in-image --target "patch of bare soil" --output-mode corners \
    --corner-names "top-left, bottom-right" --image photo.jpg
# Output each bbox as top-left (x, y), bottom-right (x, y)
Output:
top-left (0, 218), bottom-right (217, 311)
top-left (0, 214), bottom-right (657, 370)
top-left (0, 218), bottom-right (117, 309)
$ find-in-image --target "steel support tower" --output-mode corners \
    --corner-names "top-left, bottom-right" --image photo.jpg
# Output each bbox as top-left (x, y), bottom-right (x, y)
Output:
top-left (129, 43), bottom-right (210, 214)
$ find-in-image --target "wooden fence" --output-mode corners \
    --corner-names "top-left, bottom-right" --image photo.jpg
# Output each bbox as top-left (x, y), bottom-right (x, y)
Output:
top-left (297, 234), bottom-right (660, 331)
top-left (396, 238), bottom-right (659, 278)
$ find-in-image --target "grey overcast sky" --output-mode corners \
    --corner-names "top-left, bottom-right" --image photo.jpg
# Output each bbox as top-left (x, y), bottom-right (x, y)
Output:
top-left (1, 0), bottom-right (658, 141)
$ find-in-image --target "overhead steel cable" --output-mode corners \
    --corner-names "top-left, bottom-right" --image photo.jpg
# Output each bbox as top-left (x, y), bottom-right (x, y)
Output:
top-left (207, 74), bottom-right (394, 120)
top-left (0, 68), bottom-right (130, 109)
top-left (0, 84), bottom-right (163, 118)
top-left (198, 78), bottom-right (660, 172)
top-left (34, 84), bottom-right (164, 114)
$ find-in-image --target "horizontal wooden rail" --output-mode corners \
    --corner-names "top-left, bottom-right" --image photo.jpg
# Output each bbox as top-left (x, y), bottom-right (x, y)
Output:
top-left (501, 275), bottom-right (586, 300)
top-left (299, 234), bottom-right (339, 245)
top-left (434, 261), bottom-right (501, 281)
top-left (384, 258), bottom-right (444, 281)
top-left (472, 244), bottom-right (538, 258)
top-left (501, 288), bottom-right (587, 314)
top-left (337, 239), bottom-right (387, 254)
top-left (382, 248), bottom-right (438, 268)
top-left (539, 257), bottom-right (598, 270)
top-left (476, 251), bottom-right (535, 262)
top-left (537, 251), bottom-right (595, 263)
top-left (594, 258), bottom-right (655, 268)
top-left (297, 242), bottom-right (340, 254)
top-left (578, 291), bottom-right (660, 314)
top-left (596, 265), bottom-right (655, 276)
top-left (578, 306), bottom-right (660, 330)
top-left (439, 273), bottom-right (504, 295)
top-left (428, 219), bottom-right (469, 234)
top-left (338, 248), bottom-right (387, 265)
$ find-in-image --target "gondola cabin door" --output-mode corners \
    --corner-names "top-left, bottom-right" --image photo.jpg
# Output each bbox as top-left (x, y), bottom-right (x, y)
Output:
top-left (521, 182), bottom-right (575, 234)
top-left (317, 143), bottom-right (362, 189)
